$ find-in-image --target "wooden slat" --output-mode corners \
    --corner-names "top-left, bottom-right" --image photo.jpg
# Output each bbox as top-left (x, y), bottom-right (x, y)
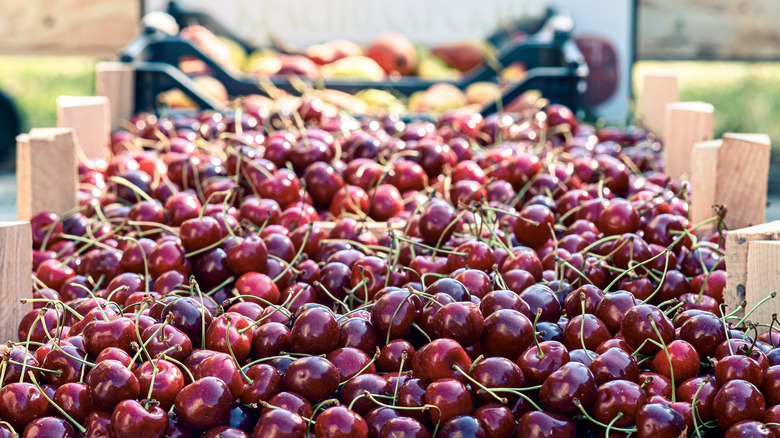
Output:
top-left (57, 96), bottom-right (110, 161)
top-left (16, 128), bottom-right (79, 221)
top-left (0, 221), bottom-right (32, 343)
top-left (639, 73), bottom-right (678, 137)
top-left (745, 240), bottom-right (780, 328)
top-left (690, 139), bottom-right (721, 228)
top-left (663, 102), bottom-right (714, 180)
top-left (725, 221), bottom-right (780, 313)
top-left (0, 0), bottom-right (138, 57)
top-left (96, 62), bottom-right (135, 130)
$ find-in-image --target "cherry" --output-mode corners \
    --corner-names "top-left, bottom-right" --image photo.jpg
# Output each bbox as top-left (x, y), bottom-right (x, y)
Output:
top-left (148, 240), bottom-right (191, 278)
top-left (517, 411), bottom-right (576, 438)
top-left (378, 416), bottom-right (430, 438)
top-left (252, 408), bottom-right (307, 438)
top-left (715, 355), bottom-right (764, 388)
top-left (81, 409), bottom-right (113, 437)
top-left (620, 304), bottom-right (674, 356)
top-left (0, 382), bottom-right (49, 430)
top-left (562, 314), bottom-right (611, 352)
top-left (438, 415), bottom-right (486, 437)
top-left (724, 420), bottom-right (774, 438)
top-left (589, 347), bottom-right (639, 385)
top-left (712, 379), bottom-right (766, 429)
top-left (86, 359), bottom-right (140, 411)
top-left (518, 285), bottom-right (560, 323)
top-left (161, 296), bottom-right (214, 348)
top-left (337, 318), bottom-right (379, 357)
top-left (376, 339), bottom-right (415, 373)
top-left (679, 313), bottom-right (727, 359)
top-left (282, 356), bottom-right (340, 403)
top-left (474, 404), bottom-right (516, 437)
top-left (591, 380), bottom-right (647, 427)
top-left (634, 403), bottom-right (686, 438)
top-left (314, 405), bottom-right (369, 438)
top-left (432, 301), bottom-right (484, 346)
top-left (141, 323), bottom-right (193, 363)
top-left (447, 241), bottom-right (495, 273)
top-left (676, 376), bottom-right (720, 422)
top-left (201, 426), bottom-right (250, 438)
top-left (424, 378), bottom-right (474, 424)
top-left (326, 347), bottom-right (376, 382)
top-left (339, 373), bottom-right (387, 417)
top-left (53, 382), bottom-right (95, 424)
top-left (133, 359), bottom-right (184, 410)
top-left (517, 341), bottom-right (570, 387)
top-left (263, 391), bottom-right (313, 418)
top-left (425, 278), bottom-right (471, 302)
top-left (480, 289), bottom-right (531, 319)
top-left (469, 357), bottom-right (525, 405)
top-left (174, 377), bottom-right (233, 430)
top-left (110, 400), bottom-right (167, 438)
top-left (290, 306), bottom-right (339, 355)
top-left (763, 405), bottom-right (780, 438)
top-left (41, 344), bottom-right (85, 387)
top-left (20, 416), bottom-right (75, 437)
top-left (418, 200), bottom-right (457, 246)
top-left (480, 309), bottom-right (534, 359)
top-left (540, 361), bottom-right (598, 416)
top-left (408, 338), bottom-right (471, 383)
top-left (513, 204), bottom-right (555, 248)
top-left (371, 290), bottom-right (419, 341)
top-left (205, 313), bottom-right (253, 362)
top-left (598, 200), bottom-right (639, 236)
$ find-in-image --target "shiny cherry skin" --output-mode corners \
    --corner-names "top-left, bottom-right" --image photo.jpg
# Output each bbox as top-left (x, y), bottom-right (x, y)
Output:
top-left (282, 356), bottom-right (340, 403)
top-left (0, 382), bottom-right (49, 430)
top-left (591, 380), bottom-right (648, 428)
top-left (85, 359), bottom-right (141, 411)
top-left (480, 309), bottom-right (535, 359)
top-left (174, 377), bottom-right (233, 430)
top-left (517, 341), bottom-right (570, 387)
top-left (589, 347), bottom-right (640, 385)
top-left (252, 408), bottom-right (307, 438)
top-left (634, 403), bottom-right (686, 438)
top-left (313, 405), bottom-right (369, 438)
top-left (469, 357), bottom-right (525, 405)
top-left (424, 378), bottom-right (474, 424)
top-left (110, 400), bottom-right (167, 438)
top-left (712, 379), bottom-right (766, 429)
top-left (517, 411), bottom-right (576, 438)
top-left (290, 306), bottom-right (339, 355)
top-left (412, 338), bottom-right (472, 383)
top-left (540, 361), bottom-right (598, 416)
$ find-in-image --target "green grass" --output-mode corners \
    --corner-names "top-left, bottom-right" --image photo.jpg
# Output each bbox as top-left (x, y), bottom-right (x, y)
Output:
top-left (634, 61), bottom-right (780, 191)
top-left (0, 56), bottom-right (96, 132)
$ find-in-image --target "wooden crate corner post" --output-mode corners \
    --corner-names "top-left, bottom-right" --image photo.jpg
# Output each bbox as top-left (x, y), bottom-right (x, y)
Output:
top-left (96, 62), bottom-right (134, 131)
top-left (57, 95), bottom-right (110, 161)
top-left (725, 221), bottom-right (780, 319)
top-left (663, 102), bottom-right (714, 181)
top-left (16, 128), bottom-right (79, 221)
top-left (0, 221), bottom-right (32, 343)
top-left (639, 73), bottom-right (679, 137)
top-left (745, 240), bottom-right (780, 329)
top-left (690, 133), bottom-right (771, 229)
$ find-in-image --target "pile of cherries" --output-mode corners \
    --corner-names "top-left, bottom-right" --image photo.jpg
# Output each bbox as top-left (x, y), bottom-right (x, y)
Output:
top-left (7, 97), bottom-right (780, 438)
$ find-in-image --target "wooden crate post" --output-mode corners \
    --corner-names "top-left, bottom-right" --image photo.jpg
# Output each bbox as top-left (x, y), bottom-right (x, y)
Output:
top-left (690, 133), bottom-right (771, 229)
top-left (663, 102), bottom-right (714, 180)
top-left (57, 95), bottom-right (110, 161)
top-left (725, 221), bottom-right (780, 316)
top-left (96, 62), bottom-right (134, 130)
top-left (0, 221), bottom-right (32, 342)
top-left (745, 240), bottom-right (780, 328)
top-left (16, 128), bottom-right (79, 221)
top-left (639, 73), bottom-right (678, 137)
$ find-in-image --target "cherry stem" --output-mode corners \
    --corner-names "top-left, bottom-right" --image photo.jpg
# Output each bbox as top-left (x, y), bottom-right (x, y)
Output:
top-left (161, 354), bottom-right (195, 382)
top-left (648, 315), bottom-right (675, 401)
top-left (225, 317), bottom-right (253, 384)
top-left (452, 364), bottom-right (507, 404)
top-left (24, 371), bottom-right (84, 432)
top-left (191, 278), bottom-right (208, 350)
top-left (572, 398), bottom-right (636, 433)
top-left (410, 322), bottom-right (432, 343)
top-left (531, 308), bottom-right (544, 358)
top-left (736, 292), bottom-right (777, 328)
top-left (131, 301), bottom-right (155, 365)
top-left (19, 312), bottom-right (43, 382)
top-left (339, 348), bottom-right (380, 387)
top-left (362, 392), bottom-right (443, 435)
top-left (7, 359), bottom-right (62, 377)
top-left (258, 401), bottom-right (315, 425)
top-left (691, 378), bottom-right (709, 438)
top-left (604, 246), bottom-right (672, 293)
top-left (392, 351), bottom-right (408, 404)
top-left (70, 283), bottom-right (110, 321)
top-left (578, 293), bottom-right (596, 361)
top-left (313, 282), bottom-right (350, 313)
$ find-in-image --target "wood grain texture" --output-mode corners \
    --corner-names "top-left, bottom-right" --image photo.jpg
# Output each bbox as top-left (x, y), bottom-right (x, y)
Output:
top-left (663, 102), bottom-right (714, 180)
top-left (0, 221), bottom-right (32, 343)
top-left (715, 134), bottom-right (771, 229)
top-left (0, 0), bottom-right (138, 57)
top-left (690, 139), bottom-right (721, 228)
top-left (639, 74), bottom-right (678, 137)
top-left (96, 62), bottom-right (135, 130)
top-left (725, 221), bottom-right (780, 314)
top-left (746, 240), bottom-right (780, 328)
top-left (16, 128), bottom-right (79, 221)
top-left (57, 96), bottom-right (110, 161)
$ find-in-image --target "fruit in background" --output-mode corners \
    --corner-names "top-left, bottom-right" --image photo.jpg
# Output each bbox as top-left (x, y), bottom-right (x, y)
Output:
top-left (354, 89), bottom-right (406, 114)
top-left (500, 61), bottom-right (528, 81)
top-left (320, 56), bottom-right (386, 81)
top-left (276, 54), bottom-right (320, 79)
top-left (408, 83), bottom-right (467, 113)
top-left (217, 36), bottom-right (248, 70)
top-left (416, 47), bottom-right (460, 80)
top-left (312, 89), bottom-right (369, 115)
top-left (365, 32), bottom-right (417, 76)
top-left (180, 25), bottom-right (237, 71)
top-left (503, 90), bottom-right (543, 113)
top-left (158, 89), bottom-right (196, 109)
top-left (244, 50), bottom-right (282, 76)
top-left (431, 41), bottom-right (487, 72)
top-left (193, 76), bottom-right (229, 103)
top-left (306, 39), bottom-right (363, 65)
top-left (465, 82), bottom-right (502, 105)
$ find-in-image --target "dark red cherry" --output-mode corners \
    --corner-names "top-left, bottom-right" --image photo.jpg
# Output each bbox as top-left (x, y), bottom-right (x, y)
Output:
top-left (517, 411), bottom-right (576, 438)
top-left (634, 403), bottom-right (686, 438)
top-left (282, 356), bottom-right (340, 403)
top-left (85, 360), bottom-right (140, 411)
top-left (712, 379), bottom-right (766, 429)
top-left (290, 306), bottom-right (339, 355)
top-left (252, 408), bottom-right (307, 438)
top-left (175, 377), bottom-right (233, 430)
top-left (424, 378), bottom-right (474, 424)
top-left (480, 309), bottom-right (534, 359)
top-left (591, 380), bottom-right (647, 428)
top-left (314, 405), bottom-right (369, 438)
top-left (0, 382), bottom-right (49, 430)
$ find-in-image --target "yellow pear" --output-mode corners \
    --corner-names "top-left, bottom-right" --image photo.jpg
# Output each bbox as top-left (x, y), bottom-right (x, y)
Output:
top-left (217, 36), bottom-right (247, 70)
top-left (245, 50), bottom-right (282, 76)
top-left (410, 83), bottom-right (467, 113)
top-left (355, 89), bottom-right (406, 114)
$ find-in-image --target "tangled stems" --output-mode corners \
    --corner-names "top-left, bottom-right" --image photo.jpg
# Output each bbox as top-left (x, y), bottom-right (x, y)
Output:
top-left (572, 398), bottom-right (636, 434)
